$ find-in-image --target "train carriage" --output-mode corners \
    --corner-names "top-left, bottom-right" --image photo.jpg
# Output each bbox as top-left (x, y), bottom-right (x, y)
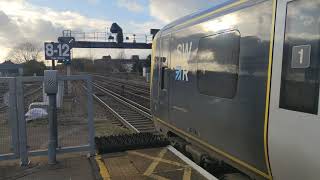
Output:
top-left (150, 0), bottom-right (320, 179)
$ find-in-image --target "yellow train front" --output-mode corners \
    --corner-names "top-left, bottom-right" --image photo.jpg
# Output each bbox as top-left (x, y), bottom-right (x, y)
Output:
top-left (150, 0), bottom-right (320, 180)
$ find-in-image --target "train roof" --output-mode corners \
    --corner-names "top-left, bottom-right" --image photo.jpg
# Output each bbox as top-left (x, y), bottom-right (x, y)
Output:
top-left (158, 0), bottom-right (260, 35)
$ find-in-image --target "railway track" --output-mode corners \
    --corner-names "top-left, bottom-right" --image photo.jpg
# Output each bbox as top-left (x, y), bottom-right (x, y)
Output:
top-left (93, 74), bottom-right (149, 89)
top-left (89, 81), bottom-right (154, 133)
top-left (0, 84), bottom-right (43, 113)
top-left (93, 74), bottom-right (150, 109)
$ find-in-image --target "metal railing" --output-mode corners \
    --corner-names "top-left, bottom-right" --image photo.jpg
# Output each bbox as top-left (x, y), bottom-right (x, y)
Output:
top-left (0, 75), bottom-right (95, 165)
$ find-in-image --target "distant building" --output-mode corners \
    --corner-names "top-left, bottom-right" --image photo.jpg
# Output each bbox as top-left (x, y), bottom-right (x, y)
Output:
top-left (131, 55), bottom-right (139, 60)
top-left (102, 55), bottom-right (112, 60)
top-left (94, 56), bottom-right (147, 73)
top-left (0, 61), bottom-right (23, 77)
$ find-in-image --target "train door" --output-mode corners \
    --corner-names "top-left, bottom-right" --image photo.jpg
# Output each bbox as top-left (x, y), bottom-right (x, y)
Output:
top-left (268, 0), bottom-right (320, 179)
top-left (157, 35), bottom-right (171, 122)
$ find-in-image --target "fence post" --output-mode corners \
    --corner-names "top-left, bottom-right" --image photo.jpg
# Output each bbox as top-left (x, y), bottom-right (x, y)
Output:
top-left (9, 78), bottom-right (19, 157)
top-left (16, 77), bottom-right (29, 166)
top-left (44, 70), bottom-right (58, 165)
top-left (86, 76), bottom-right (95, 156)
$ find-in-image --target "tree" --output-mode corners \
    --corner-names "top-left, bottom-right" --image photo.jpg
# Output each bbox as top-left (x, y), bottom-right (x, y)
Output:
top-left (23, 60), bottom-right (47, 76)
top-left (116, 50), bottom-right (126, 59)
top-left (7, 42), bottom-right (42, 64)
top-left (145, 54), bottom-right (151, 67)
top-left (70, 58), bottom-right (95, 72)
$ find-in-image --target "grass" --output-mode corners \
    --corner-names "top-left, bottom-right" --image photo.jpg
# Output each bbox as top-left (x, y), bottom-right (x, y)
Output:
top-left (27, 118), bottom-right (48, 127)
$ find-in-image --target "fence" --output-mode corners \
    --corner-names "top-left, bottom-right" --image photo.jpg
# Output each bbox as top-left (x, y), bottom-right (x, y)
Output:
top-left (0, 75), bottom-right (94, 165)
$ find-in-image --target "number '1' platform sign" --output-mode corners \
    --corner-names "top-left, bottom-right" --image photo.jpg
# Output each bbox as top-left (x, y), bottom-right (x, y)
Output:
top-left (44, 42), bottom-right (71, 64)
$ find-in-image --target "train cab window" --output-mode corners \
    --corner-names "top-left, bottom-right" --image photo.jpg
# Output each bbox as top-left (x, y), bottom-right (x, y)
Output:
top-left (196, 30), bottom-right (240, 98)
top-left (279, 0), bottom-right (320, 114)
top-left (160, 57), bottom-right (168, 90)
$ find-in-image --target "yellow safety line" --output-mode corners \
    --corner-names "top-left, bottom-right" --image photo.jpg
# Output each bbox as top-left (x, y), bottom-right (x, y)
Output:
top-left (143, 149), bottom-right (167, 179)
top-left (130, 150), bottom-right (184, 167)
top-left (263, 0), bottom-right (277, 179)
top-left (155, 118), bottom-right (270, 179)
top-left (133, 148), bottom-right (193, 180)
top-left (183, 166), bottom-right (192, 180)
top-left (149, 174), bottom-right (170, 180)
top-left (95, 155), bottom-right (111, 180)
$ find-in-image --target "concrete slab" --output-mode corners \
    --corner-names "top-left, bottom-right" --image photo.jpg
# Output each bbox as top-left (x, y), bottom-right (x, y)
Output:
top-left (102, 146), bottom-right (216, 180)
top-left (0, 153), bottom-right (95, 180)
top-left (0, 147), bottom-right (217, 180)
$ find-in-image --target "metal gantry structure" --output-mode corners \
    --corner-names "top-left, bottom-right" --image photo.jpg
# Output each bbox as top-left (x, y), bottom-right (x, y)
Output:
top-left (45, 22), bottom-right (158, 69)
top-left (58, 23), bottom-right (158, 50)
top-left (46, 23), bottom-right (158, 67)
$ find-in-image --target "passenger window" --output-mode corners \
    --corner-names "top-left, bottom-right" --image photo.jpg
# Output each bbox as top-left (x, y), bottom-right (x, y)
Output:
top-left (160, 57), bottom-right (168, 90)
top-left (279, 0), bottom-right (320, 114)
top-left (197, 30), bottom-right (240, 98)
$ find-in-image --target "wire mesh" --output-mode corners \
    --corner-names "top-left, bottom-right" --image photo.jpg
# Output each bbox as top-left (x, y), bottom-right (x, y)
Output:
top-left (57, 80), bottom-right (89, 148)
top-left (0, 81), bottom-right (12, 154)
top-left (23, 79), bottom-right (91, 151)
top-left (24, 82), bottom-right (48, 151)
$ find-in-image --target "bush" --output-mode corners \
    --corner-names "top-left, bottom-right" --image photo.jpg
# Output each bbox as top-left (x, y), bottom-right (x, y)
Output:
top-left (23, 60), bottom-right (47, 76)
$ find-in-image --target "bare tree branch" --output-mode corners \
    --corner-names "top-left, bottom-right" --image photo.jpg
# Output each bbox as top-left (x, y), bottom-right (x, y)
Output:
top-left (6, 42), bottom-right (43, 64)
top-left (116, 50), bottom-right (126, 59)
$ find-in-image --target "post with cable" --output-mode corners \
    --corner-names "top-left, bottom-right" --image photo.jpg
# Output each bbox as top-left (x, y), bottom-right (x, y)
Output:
top-left (44, 70), bottom-right (58, 164)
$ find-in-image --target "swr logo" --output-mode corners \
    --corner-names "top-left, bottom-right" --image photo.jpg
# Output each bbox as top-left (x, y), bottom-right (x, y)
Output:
top-left (177, 42), bottom-right (192, 61)
top-left (175, 42), bottom-right (192, 82)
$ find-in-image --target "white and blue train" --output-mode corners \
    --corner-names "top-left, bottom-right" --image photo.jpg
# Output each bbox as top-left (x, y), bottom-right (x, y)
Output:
top-left (151, 0), bottom-right (320, 179)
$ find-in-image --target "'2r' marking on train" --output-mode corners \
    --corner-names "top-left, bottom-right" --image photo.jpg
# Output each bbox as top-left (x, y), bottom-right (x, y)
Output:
top-left (175, 66), bottom-right (188, 82)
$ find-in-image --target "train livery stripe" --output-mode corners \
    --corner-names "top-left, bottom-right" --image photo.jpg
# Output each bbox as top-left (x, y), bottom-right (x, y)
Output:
top-left (155, 118), bottom-right (271, 179)
top-left (174, 0), bottom-right (248, 30)
top-left (150, 37), bottom-right (157, 91)
top-left (263, 0), bottom-right (277, 179)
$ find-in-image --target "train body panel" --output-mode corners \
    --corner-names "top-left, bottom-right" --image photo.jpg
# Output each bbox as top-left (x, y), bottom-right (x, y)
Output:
top-left (269, 0), bottom-right (320, 180)
top-left (151, 0), bottom-right (320, 179)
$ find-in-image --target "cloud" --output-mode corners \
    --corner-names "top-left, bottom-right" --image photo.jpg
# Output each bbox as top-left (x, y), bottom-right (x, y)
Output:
top-left (149, 0), bottom-right (226, 23)
top-left (0, 0), bottom-right (229, 62)
top-left (87, 0), bottom-right (100, 5)
top-left (128, 20), bottom-right (164, 34)
top-left (0, 0), bottom-right (113, 61)
top-left (117, 0), bottom-right (144, 13)
top-left (0, 11), bottom-right (24, 46)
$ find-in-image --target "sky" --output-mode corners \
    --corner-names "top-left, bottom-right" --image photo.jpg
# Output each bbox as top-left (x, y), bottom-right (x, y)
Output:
top-left (0, 0), bottom-right (226, 63)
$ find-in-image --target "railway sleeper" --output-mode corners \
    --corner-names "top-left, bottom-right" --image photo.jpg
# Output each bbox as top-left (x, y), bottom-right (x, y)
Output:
top-left (127, 118), bottom-right (151, 122)
top-left (131, 124), bottom-right (154, 129)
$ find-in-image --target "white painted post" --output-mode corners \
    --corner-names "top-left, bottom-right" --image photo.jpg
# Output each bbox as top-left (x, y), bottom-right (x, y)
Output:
top-left (67, 65), bottom-right (71, 94)
top-left (142, 67), bottom-right (147, 77)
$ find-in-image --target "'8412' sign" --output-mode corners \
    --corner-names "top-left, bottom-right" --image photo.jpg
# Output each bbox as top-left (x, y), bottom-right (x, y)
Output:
top-left (44, 42), bottom-right (71, 61)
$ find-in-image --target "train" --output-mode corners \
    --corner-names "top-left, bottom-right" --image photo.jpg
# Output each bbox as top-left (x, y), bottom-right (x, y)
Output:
top-left (150, 0), bottom-right (320, 179)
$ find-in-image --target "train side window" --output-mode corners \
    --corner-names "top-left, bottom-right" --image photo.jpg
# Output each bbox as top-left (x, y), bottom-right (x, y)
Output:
top-left (161, 66), bottom-right (168, 90)
top-left (279, 0), bottom-right (320, 114)
top-left (160, 57), bottom-right (168, 90)
top-left (196, 30), bottom-right (240, 98)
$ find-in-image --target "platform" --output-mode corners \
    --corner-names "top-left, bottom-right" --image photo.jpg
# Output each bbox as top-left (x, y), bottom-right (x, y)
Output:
top-left (97, 146), bottom-right (217, 180)
top-left (0, 152), bottom-right (95, 180)
top-left (0, 147), bottom-right (217, 180)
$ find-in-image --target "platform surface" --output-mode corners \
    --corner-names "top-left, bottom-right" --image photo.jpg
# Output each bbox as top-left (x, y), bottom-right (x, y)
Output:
top-left (0, 147), bottom-right (217, 180)
top-left (100, 146), bottom-right (217, 180)
top-left (0, 152), bottom-right (95, 180)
